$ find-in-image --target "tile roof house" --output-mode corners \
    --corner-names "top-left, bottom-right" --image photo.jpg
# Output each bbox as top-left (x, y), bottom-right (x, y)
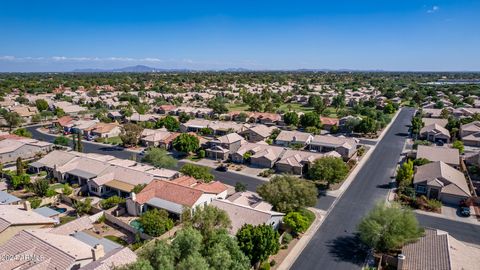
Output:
top-left (416, 145), bottom-right (460, 168)
top-left (419, 124), bottom-right (451, 143)
top-left (211, 198), bottom-right (284, 234)
top-left (206, 133), bottom-right (246, 161)
top-left (126, 178), bottom-right (227, 217)
top-left (422, 118), bottom-right (448, 127)
top-left (414, 161), bottom-right (471, 205)
top-left (0, 137), bottom-right (53, 164)
top-left (398, 228), bottom-right (480, 270)
top-left (276, 149), bottom-right (340, 175)
top-left (275, 130), bottom-right (313, 147)
top-left (84, 123), bottom-right (122, 139)
top-left (180, 119), bottom-right (247, 136)
top-left (308, 135), bottom-right (358, 159)
top-left (231, 143), bottom-right (286, 168)
top-left (460, 121), bottom-right (480, 146)
top-left (0, 203), bottom-right (56, 245)
top-left (244, 124), bottom-right (277, 142)
top-left (320, 117), bottom-right (340, 130)
top-left (29, 150), bottom-right (179, 198)
top-left (140, 129), bottom-right (180, 149)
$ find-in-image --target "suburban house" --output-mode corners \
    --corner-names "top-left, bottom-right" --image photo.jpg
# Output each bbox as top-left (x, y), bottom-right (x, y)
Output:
top-left (156, 104), bottom-right (177, 114)
top-left (206, 133), bottom-right (246, 161)
top-left (308, 135), bottom-right (358, 159)
top-left (126, 177), bottom-right (228, 217)
top-left (140, 129), bottom-right (180, 148)
top-left (397, 228), bottom-right (480, 270)
top-left (320, 117), bottom-right (340, 131)
top-left (52, 101), bottom-right (87, 115)
top-left (275, 130), bottom-right (313, 147)
top-left (460, 121), bottom-right (480, 146)
top-left (10, 106), bottom-right (38, 123)
top-left (0, 203), bottom-right (57, 245)
top-left (29, 150), bottom-right (179, 197)
top-left (243, 124), bottom-right (276, 142)
top-left (422, 118), bottom-right (448, 127)
top-left (413, 161), bottom-right (471, 205)
top-left (416, 145), bottom-right (460, 168)
top-left (211, 193), bottom-right (285, 234)
top-left (0, 137), bottom-right (53, 164)
top-left (84, 122), bottom-right (122, 139)
top-left (180, 119), bottom-right (247, 135)
top-left (52, 115), bottom-right (75, 132)
top-left (419, 124), bottom-right (451, 143)
top-left (276, 149), bottom-right (340, 175)
top-left (422, 108), bottom-right (443, 118)
top-left (231, 143), bottom-right (286, 168)
top-left (0, 214), bottom-right (137, 270)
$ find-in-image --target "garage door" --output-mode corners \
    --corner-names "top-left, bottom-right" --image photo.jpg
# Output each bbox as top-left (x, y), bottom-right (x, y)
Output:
top-left (440, 194), bottom-right (466, 206)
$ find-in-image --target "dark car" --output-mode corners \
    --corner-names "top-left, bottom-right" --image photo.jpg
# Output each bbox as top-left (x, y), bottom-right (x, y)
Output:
top-left (459, 206), bottom-right (471, 217)
top-left (216, 165), bottom-right (228, 172)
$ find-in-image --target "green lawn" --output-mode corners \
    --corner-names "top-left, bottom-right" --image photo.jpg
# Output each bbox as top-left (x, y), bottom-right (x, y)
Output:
top-left (226, 103), bottom-right (250, 112)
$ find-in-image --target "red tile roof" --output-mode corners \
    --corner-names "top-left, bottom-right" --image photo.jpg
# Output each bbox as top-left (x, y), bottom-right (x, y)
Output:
top-left (55, 116), bottom-right (74, 127)
top-left (172, 176), bottom-right (228, 194)
top-left (320, 117), bottom-right (340, 126)
top-left (135, 179), bottom-right (204, 207)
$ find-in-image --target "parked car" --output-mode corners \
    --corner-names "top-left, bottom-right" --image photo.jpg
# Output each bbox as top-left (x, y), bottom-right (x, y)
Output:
top-left (216, 165), bottom-right (228, 172)
top-left (459, 206), bottom-right (471, 217)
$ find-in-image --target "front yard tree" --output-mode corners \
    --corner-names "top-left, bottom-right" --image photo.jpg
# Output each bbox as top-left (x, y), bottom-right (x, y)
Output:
top-left (236, 224), bottom-right (280, 267)
top-left (120, 123), bottom-right (144, 147)
top-left (452, 140), bottom-right (464, 154)
top-left (76, 131), bottom-right (83, 152)
top-left (16, 157), bottom-right (24, 176)
top-left (158, 115), bottom-right (180, 131)
top-left (142, 148), bottom-right (177, 169)
top-left (139, 209), bottom-right (174, 237)
top-left (54, 135), bottom-right (70, 146)
top-left (257, 175), bottom-right (317, 212)
top-left (4, 112), bottom-right (23, 131)
top-left (308, 156), bottom-right (349, 186)
top-left (411, 116), bottom-right (423, 137)
top-left (283, 111), bottom-right (299, 126)
top-left (73, 198), bottom-right (92, 217)
top-left (172, 227), bottom-right (203, 260)
top-left (173, 133), bottom-right (200, 154)
top-left (396, 160), bottom-right (414, 189)
top-left (357, 202), bottom-right (424, 253)
top-left (356, 117), bottom-right (377, 135)
top-left (180, 163), bottom-right (214, 182)
top-left (283, 211), bottom-right (310, 234)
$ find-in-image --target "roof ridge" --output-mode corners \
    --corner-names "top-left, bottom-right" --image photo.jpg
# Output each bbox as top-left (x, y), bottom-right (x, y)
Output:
top-left (24, 230), bottom-right (77, 261)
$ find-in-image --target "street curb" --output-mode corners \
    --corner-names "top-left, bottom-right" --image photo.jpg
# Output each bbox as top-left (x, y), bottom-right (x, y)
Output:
top-left (276, 108), bottom-right (403, 270)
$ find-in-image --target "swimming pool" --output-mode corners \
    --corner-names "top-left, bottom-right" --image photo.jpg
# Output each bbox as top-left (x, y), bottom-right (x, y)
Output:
top-left (129, 220), bottom-right (144, 232)
top-left (50, 206), bottom-right (67, 213)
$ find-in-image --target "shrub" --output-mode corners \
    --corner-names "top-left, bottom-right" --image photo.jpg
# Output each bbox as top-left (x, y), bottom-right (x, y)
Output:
top-left (197, 149), bottom-right (206, 158)
top-left (28, 197), bottom-right (42, 209)
top-left (100, 196), bottom-right (126, 210)
top-left (283, 211), bottom-right (310, 234)
top-left (138, 209), bottom-right (174, 237)
top-left (62, 184), bottom-right (73, 196)
top-left (259, 261), bottom-right (271, 270)
top-left (282, 233), bottom-right (293, 245)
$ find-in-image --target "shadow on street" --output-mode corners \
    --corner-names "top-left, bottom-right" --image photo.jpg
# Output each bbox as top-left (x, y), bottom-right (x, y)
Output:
top-left (327, 234), bottom-right (368, 265)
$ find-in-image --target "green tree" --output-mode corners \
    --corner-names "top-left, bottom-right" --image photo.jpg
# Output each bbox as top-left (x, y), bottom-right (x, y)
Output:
top-left (11, 174), bottom-right (30, 189)
top-left (54, 107), bottom-right (65, 117)
top-left (99, 195), bottom-right (126, 209)
top-left (358, 202), bottom-right (424, 252)
top-left (177, 254), bottom-right (210, 270)
top-left (178, 112), bottom-right (191, 123)
top-left (204, 231), bottom-right (250, 270)
top-left (139, 209), bottom-right (174, 237)
top-left (173, 133), bottom-right (200, 154)
top-left (142, 240), bottom-right (175, 270)
top-left (117, 259), bottom-right (154, 270)
top-left (452, 140), bottom-right (464, 154)
top-left (172, 227), bottom-right (203, 259)
top-left (31, 178), bottom-right (51, 197)
top-left (142, 148), bottom-right (177, 169)
top-left (411, 116), bottom-right (424, 136)
top-left (396, 160), bottom-right (414, 189)
top-left (4, 112), bottom-right (23, 131)
top-left (190, 205), bottom-right (231, 239)
top-left (54, 135), bottom-right (70, 146)
top-left (283, 211), bottom-right (310, 234)
top-left (307, 157), bottom-right (349, 186)
top-left (356, 117), bottom-right (377, 134)
top-left (257, 175), bottom-right (317, 212)
top-left (35, 99), bottom-right (49, 111)
top-left (16, 157), bottom-right (24, 176)
top-left (73, 198), bottom-right (92, 217)
top-left (283, 112), bottom-right (299, 126)
top-left (236, 224), bottom-right (280, 267)
top-left (158, 115), bottom-right (180, 131)
top-left (12, 128), bottom-right (32, 138)
top-left (76, 131), bottom-right (83, 152)
top-left (180, 163), bottom-right (214, 182)
top-left (235, 182), bottom-right (247, 192)
top-left (299, 112), bottom-right (320, 128)
top-left (207, 97), bottom-right (229, 115)
top-left (383, 103), bottom-right (395, 114)
top-left (120, 123), bottom-right (144, 146)
top-left (132, 183), bottom-right (147, 193)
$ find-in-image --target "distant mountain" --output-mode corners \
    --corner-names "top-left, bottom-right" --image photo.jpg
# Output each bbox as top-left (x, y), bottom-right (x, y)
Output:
top-left (72, 65), bottom-right (190, 73)
top-left (222, 67), bottom-right (251, 72)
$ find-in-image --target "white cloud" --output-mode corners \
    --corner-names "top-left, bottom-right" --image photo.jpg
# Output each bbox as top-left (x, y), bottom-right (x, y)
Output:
top-left (427, 5), bottom-right (439, 13)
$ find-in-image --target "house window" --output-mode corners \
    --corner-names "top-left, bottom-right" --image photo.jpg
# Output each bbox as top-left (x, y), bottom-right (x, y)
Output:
top-left (91, 186), bottom-right (98, 193)
top-left (416, 185), bottom-right (427, 194)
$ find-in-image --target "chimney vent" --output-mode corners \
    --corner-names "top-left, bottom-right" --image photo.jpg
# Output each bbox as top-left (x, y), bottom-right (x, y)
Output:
top-left (91, 244), bottom-right (105, 261)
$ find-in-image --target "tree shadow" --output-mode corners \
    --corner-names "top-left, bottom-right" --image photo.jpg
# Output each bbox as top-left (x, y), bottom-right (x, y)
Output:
top-left (327, 234), bottom-right (368, 265)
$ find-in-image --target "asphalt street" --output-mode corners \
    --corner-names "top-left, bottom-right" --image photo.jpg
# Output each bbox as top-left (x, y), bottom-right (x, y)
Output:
top-left (291, 108), bottom-right (416, 270)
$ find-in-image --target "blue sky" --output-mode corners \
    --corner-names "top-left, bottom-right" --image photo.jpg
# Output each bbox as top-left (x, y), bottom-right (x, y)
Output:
top-left (0, 0), bottom-right (479, 72)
